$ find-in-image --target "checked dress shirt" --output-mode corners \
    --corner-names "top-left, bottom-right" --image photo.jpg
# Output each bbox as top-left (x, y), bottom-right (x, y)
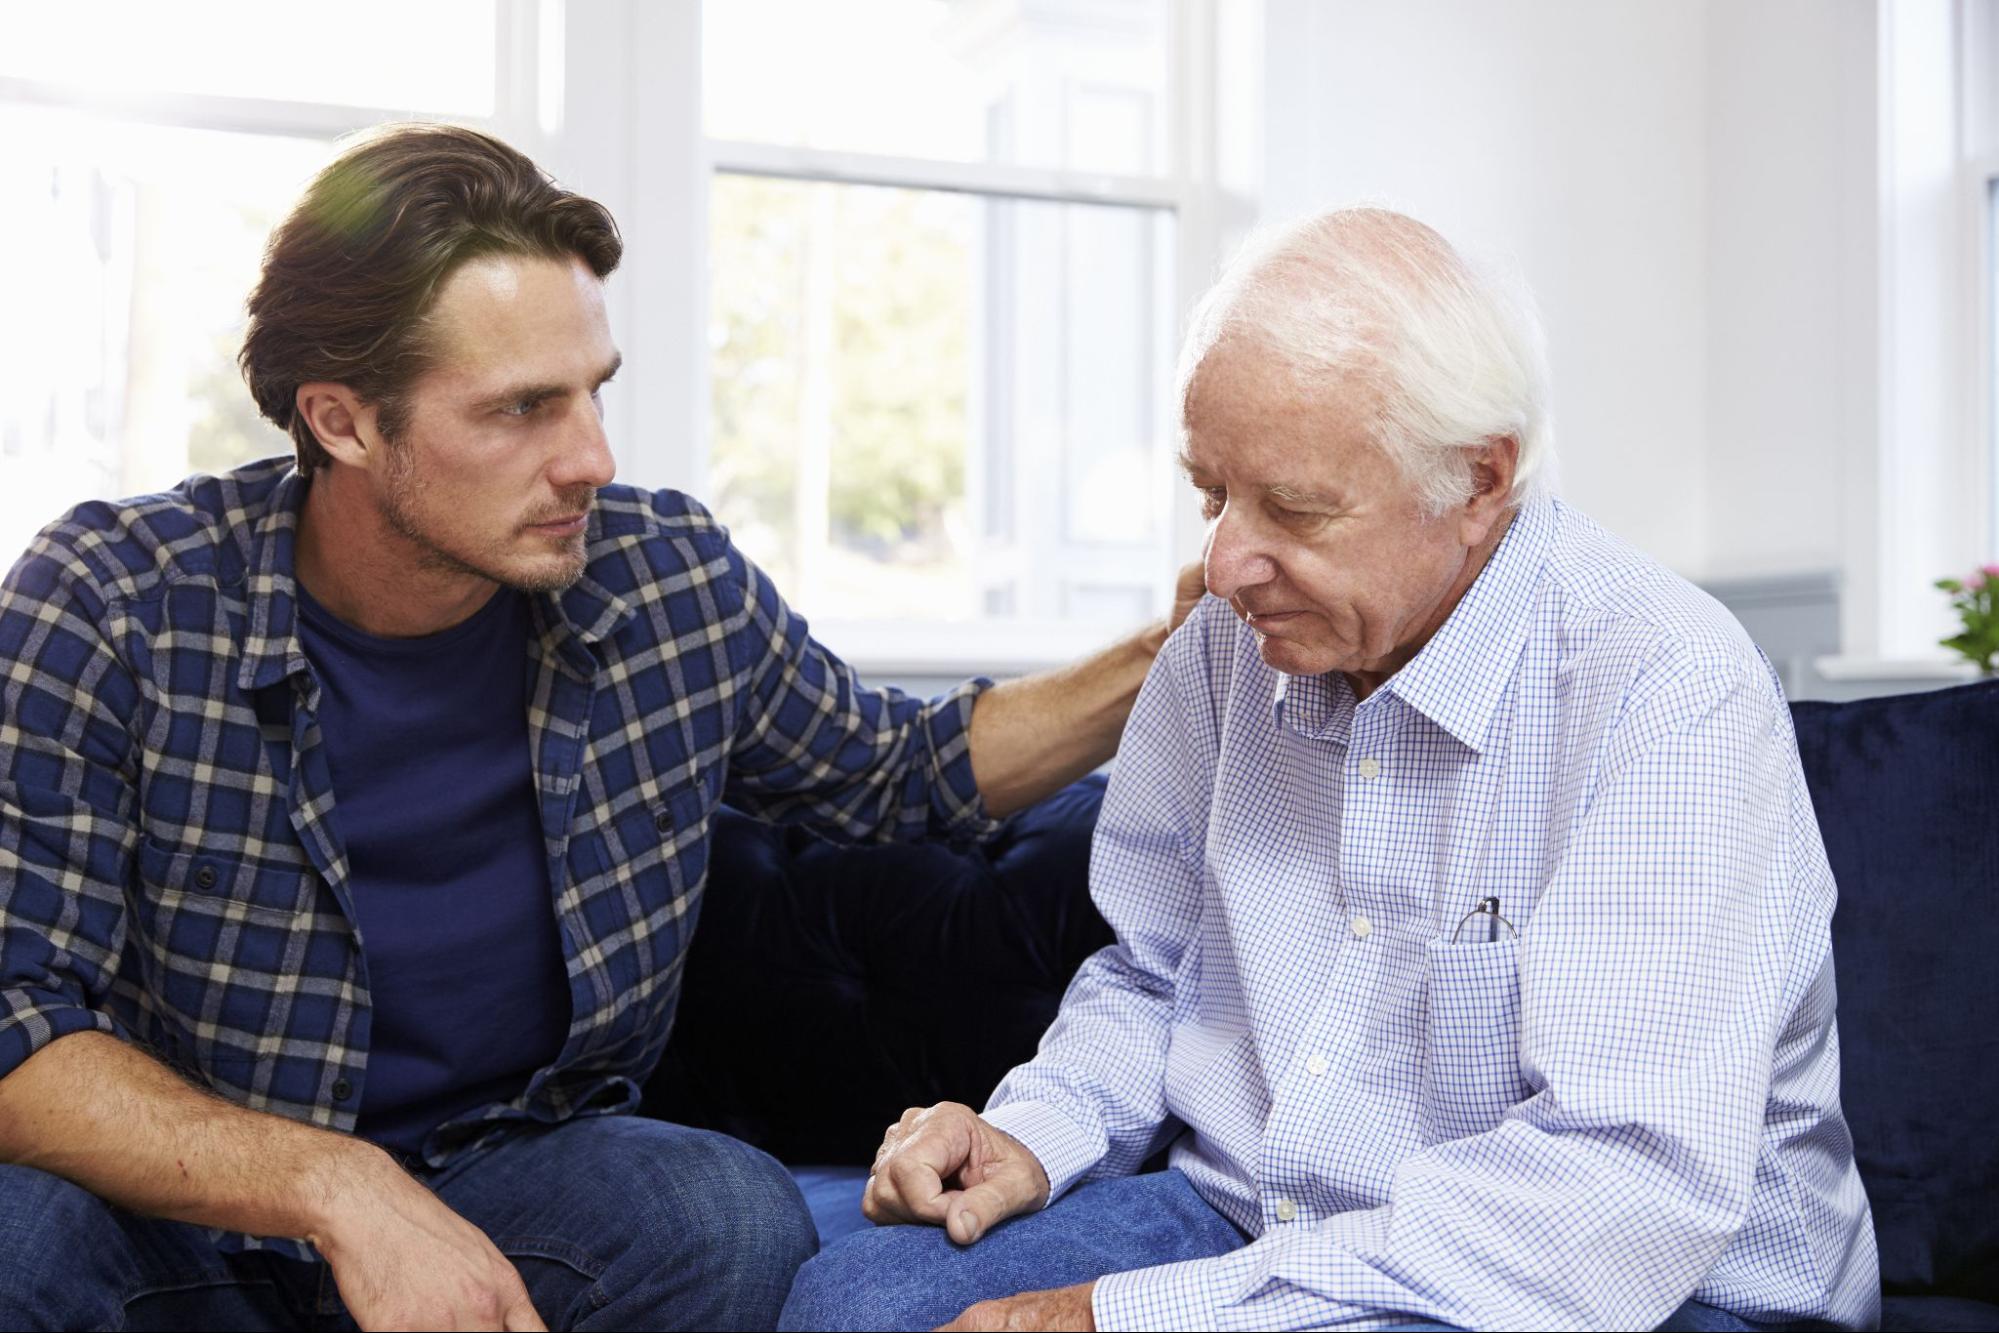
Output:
top-left (0, 457), bottom-right (995, 1253)
top-left (984, 497), bottom-right (1879, 1331)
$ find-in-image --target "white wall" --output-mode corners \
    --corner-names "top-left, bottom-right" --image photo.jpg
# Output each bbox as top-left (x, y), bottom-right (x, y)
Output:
top-left (1703, 0), bottom-right (1877, 584)
top-left (1259, 0), bottom-right (1991, 672)
top-left (1259, 0), bottom-right (1712, 575)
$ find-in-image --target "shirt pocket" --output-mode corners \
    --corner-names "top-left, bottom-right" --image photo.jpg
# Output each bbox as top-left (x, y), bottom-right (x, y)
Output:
top-left (129, 837), bottom-right (319, 1078)
top-left (600, 783), bottom-right (708, 905)
top-left (1420, 934), bottom-right (1531, 1144)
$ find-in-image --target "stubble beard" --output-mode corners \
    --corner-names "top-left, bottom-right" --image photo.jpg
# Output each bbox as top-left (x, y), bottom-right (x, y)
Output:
top-left (377, 435), bottom-right (592, 595)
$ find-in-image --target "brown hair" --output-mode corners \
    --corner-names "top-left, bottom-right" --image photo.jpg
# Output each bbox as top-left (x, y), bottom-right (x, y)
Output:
top-left (241, 123), bottom-right (622, 472)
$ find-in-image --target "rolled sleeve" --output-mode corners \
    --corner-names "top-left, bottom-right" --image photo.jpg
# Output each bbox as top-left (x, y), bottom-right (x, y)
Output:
top-left (911, 675), bottom-right (1001, 845)
top-left (0, 985), bottom-right (120, 1083)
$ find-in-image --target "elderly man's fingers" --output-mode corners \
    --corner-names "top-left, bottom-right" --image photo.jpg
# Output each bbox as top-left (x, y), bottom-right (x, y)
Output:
top-left (861, 1168), bottom-right (896, 1222)
top-left (883, 1150), bottom-right (953, 1223)
top-left (943, 1172), bottom-right (1038, 1246)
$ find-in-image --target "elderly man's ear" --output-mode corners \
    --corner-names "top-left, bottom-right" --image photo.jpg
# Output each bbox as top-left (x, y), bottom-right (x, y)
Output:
top-left (1459, 435), bottom-right (1521, 545)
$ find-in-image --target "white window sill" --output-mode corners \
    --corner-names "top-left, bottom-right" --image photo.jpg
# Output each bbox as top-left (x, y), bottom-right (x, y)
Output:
top-left (812, 618), bottom-right (1156, 681)
top-left (1810, 655), bottom-right (1984, 682)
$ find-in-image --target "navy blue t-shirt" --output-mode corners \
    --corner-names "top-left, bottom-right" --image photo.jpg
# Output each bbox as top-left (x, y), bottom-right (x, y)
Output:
top-left (296, 582), bottom-right (571, 1159)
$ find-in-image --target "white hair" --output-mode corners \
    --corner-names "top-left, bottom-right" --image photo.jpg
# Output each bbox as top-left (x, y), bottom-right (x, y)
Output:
top-left (1178, 207), bottom-right (1558, 516)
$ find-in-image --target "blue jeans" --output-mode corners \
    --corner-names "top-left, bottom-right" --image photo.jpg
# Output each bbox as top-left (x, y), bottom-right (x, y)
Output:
top-left (0, 1114), bottom-right (816, 1331)
top-left (779, 1169), bottom-right (1778, 1332)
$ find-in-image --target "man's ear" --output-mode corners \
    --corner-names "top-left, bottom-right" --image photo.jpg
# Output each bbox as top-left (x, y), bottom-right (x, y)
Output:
top-left (295, 383), bottom-right (382, 470)
top-left (1458, 435), bottom-right (1520, 545)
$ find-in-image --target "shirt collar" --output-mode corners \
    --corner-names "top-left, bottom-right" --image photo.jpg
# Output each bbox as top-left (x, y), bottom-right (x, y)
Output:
top-left (236, 471), bottom-right (635, 694)
top-left (1272, 668), bottom-right (1356, 745)
top-left (1381, 497), bottom-right (1554, 753)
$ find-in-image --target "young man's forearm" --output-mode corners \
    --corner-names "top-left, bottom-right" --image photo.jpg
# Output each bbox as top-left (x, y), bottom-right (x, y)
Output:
top-left (968, 620), bottom-right (1167, 818)
top-left (0, 1030), bottom-right (386, 1244)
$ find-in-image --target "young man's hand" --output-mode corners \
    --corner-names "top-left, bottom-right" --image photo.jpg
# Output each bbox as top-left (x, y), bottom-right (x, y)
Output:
top-left (937, 1280), bottom-right (1097, 1331)
top-left (308, 1146), bottom-right (545, 1331)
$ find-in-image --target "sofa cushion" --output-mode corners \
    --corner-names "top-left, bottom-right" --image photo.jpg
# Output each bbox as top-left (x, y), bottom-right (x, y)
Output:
top-left (1791, 679), bottom-right (1999, 1304)
top-left (643, 776), bottom-right (1112, 1164)
top-left (1878, 1295), bottom-right (1999, 1332)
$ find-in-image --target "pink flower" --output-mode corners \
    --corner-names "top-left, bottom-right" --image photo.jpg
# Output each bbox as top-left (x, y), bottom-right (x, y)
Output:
top-left (1983, 563), bottom-right (1999, 579)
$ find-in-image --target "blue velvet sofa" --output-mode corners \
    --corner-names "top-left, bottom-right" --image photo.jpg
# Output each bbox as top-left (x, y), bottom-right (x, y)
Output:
top-left (644, 678), bottom-right (1999, 1331)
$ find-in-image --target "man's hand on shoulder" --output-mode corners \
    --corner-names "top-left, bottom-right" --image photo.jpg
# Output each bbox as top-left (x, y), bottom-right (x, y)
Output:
top-left (1154, 560), bottom-right (1208, 651)
top-left (863, 1102), bottom-right (1050, 1245)
top-left (1171, 560), bottom-right (1208, 630)
top-left (939, 1280), bottom-right (1097, 1331)
top-left (305, 1141), bottom-right (546, 1331)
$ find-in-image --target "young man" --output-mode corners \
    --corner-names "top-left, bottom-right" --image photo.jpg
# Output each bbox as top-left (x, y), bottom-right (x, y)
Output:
top-left (0, 124), bottom-right (1197, 1331)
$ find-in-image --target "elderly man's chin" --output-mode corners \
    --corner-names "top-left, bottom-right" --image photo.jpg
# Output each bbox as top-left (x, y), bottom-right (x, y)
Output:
top-left (1245, 619), bottom-right (1347, 678)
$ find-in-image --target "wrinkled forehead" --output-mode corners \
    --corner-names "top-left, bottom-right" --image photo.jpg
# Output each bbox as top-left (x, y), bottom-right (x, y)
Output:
top-left (1182, 332), bottom-right (1379, 439)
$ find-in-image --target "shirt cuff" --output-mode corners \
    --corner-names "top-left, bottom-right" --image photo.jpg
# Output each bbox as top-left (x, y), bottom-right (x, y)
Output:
top-left (922, 676), bottom-right (1003, 846)
top-left (0, 990), bottom-right (120, 1084)
top-left (1092, 1254), bottom-right (1227, 1332)
top-left (977, 1098), bottom-right (1105, 1202)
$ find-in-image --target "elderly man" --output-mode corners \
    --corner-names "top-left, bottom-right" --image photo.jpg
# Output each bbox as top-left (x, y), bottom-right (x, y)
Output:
top-left (779, 209), bottom-right (1880, 1332)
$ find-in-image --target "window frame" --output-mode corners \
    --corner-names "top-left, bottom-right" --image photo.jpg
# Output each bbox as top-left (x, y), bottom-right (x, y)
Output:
top-left (1, 0), bottom-right (1244, 676)
top-left (0, 0), bottom-right (551, 146)
top-left (1981, 155), bottom-right (1999, 565)
top-left (581, 0), bottom-right (1233, 675)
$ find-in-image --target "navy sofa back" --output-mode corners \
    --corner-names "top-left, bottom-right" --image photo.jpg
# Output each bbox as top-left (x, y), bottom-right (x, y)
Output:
top-left (647, 678), bottom-right (1999, 1317)
top-left (643, 778), bottom-right (1111, 1164)
top-left (1790, 682), bottom-right (1998, 1308)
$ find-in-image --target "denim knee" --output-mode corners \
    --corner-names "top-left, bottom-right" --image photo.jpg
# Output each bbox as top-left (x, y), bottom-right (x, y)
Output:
top-left (600, 1126), bottom-right (818, 1330)
top-left (779, 1223), bottom-right (965, 1333)
top-left (0, 1165), bottom-right (127, 1329)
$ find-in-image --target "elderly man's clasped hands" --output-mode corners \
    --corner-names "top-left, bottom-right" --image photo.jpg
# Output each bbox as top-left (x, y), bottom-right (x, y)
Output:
top-left (865, 1104), bottom-right (1093, 1331)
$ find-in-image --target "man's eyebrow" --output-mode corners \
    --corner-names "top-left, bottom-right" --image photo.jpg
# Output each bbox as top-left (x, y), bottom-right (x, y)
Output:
top-left (475, 353), bottom-right (624, 409)
top-left (1266, 482), bottom-right (1342, 506)
top-left (1177, 453), bottom-right (1341, 505)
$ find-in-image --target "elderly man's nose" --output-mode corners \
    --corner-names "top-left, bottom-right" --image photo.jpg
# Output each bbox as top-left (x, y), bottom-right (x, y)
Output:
top-left (1203, 514), bottom-right (1273, 599)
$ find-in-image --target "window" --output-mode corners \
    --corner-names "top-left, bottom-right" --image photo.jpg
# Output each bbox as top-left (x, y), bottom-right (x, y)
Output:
top-left (0, 0), bottom-right (1235, 673)
top-left (700, 0), bottom-right (1202, 663)
top-left (0, 1), bottom-right (554, 566)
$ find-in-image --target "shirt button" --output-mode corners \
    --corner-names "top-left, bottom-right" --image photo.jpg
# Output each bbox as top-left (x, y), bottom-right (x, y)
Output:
top-left (654, 809), bottom-right (673, 833)
top-left (1275, 1198), bottom-right (1299, 1222)
top-left (1350, 915), bottom-right (1372, 939)
top-left (331, 1078), bottom-right (354, 1102)
top-left (1357, 757), bottom-right (1381, 780)
top-left (194, 865), bottom-right (218, 889)
top-left (1306, 1054), bottom-right (1329, 1076)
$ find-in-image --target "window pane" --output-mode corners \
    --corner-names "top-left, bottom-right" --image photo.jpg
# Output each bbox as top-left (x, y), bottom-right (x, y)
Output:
top-left (704, 0), bottom-right (1170, 175)
top-left (0, 109), bottom-right (325, 566)
top-left (0, 1), bottom-right (497, 115)
top-left (708, 172), bottom-right (1174, 625)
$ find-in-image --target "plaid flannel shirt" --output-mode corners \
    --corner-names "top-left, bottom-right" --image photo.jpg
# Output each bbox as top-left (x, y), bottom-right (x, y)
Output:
top-left (0, 456), bottom-right (994, 1250)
